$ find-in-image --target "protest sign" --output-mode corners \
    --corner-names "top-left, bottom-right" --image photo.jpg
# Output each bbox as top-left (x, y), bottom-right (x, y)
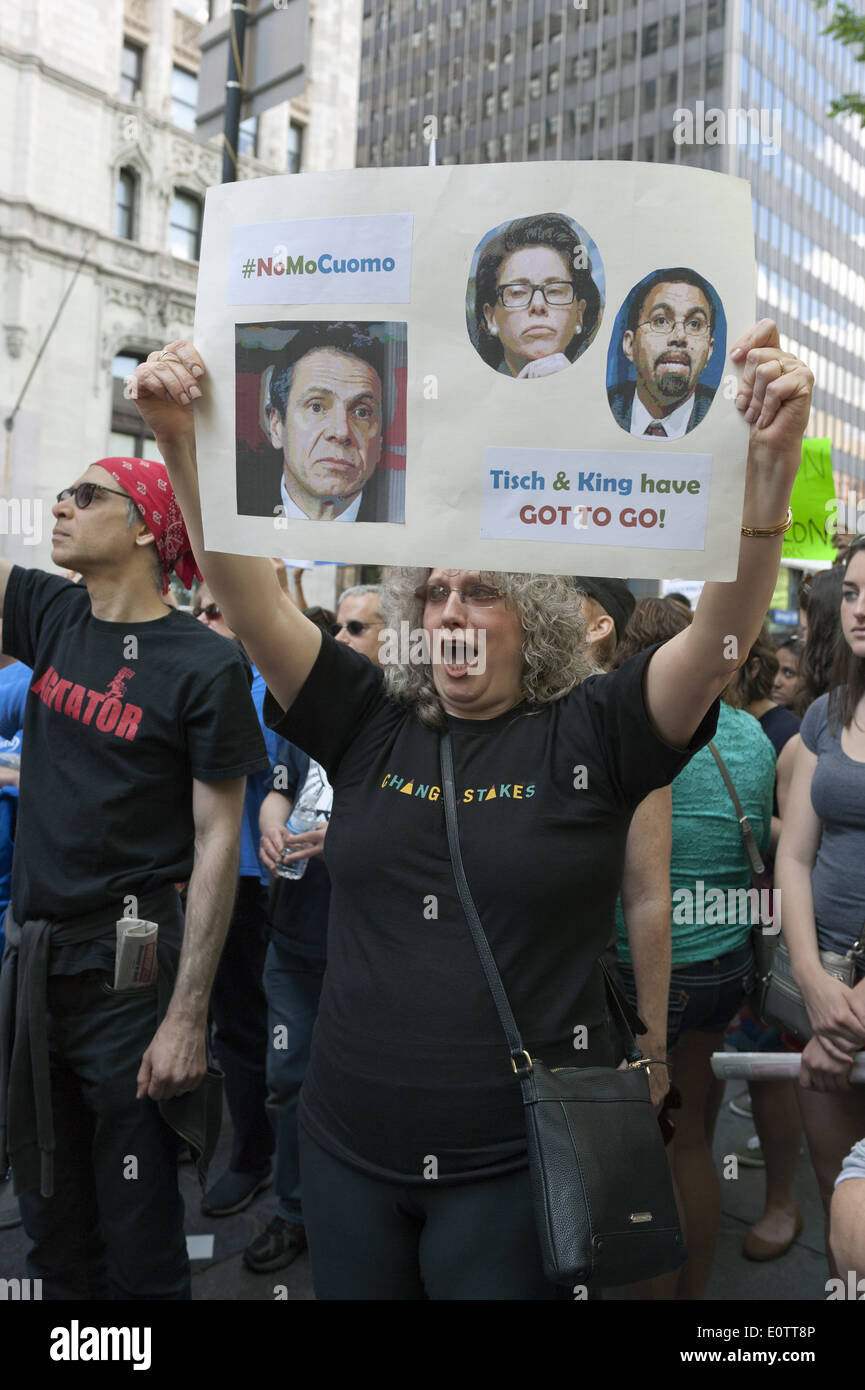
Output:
top-left (193, 160), bottom-right (756, 579)
top-left (782, 438), bottom-right (836, 564)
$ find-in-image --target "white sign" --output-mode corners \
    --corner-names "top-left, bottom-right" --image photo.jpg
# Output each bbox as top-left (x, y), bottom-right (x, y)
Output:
top-left (194, 161), bottom-right (756, 580)
top-left (480, 448), bottom-right (711, 550)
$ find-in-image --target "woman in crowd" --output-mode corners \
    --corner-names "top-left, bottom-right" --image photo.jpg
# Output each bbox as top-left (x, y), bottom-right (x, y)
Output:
top-left (796, 567), bottom-right (845, 715)
top-left (776, 538), bottom-right (865, 1273)
top-left (731, 629), bottom-right (803, 1261)
top-left (772, 633), bottom-right (805, 712)
top-left (127, 322), bottom-right (811, 1299)
top-left (473, 213), bottom-right (602, 378)
top-left (615, 601), bottom-right (776, 1298)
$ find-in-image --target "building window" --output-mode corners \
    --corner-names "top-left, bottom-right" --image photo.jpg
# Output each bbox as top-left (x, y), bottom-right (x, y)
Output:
top-left (171, 66), bottom-right (198, 133)
top-left (642, 22), bottom-right (659, 56)
top-left (238, 116), bottom-right (258, 157)
top-left (110, 352), bottom-right (151, 457)
top-left (707, 0), bottom-right (725, 30)
top-left (120, 40), bottom-right (143, 103)
top-left (572, 53), bottom-right (595, 81)
top-left (484, 92), bottom-right (495, 116)
top-left (528, 122), bottom-right (541, 148)
top-left (621, 32), bottom-right (637, 62)
top-left (170, 191), bottom-right (202, 260)
top-left (529, 75), bottom-right (542, 100)
top-left (685, 6), bottom-right (703, 38)
top-left (548, 68), bottom-right (560, 94)
top-left (642, 77), bottom-right (657, 108)
top-left (664, 16), bottom-right (680, 47)
top-left (287, 121), bottom-right (304, 173)
top-left (620, 87), bottom-right (635, 119)
top-left (115, 167), bottom-right (137, 240)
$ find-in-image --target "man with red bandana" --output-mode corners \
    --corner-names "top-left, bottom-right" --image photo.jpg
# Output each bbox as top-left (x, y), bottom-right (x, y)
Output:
top-left (0, 457), bottom-right (269, 1299)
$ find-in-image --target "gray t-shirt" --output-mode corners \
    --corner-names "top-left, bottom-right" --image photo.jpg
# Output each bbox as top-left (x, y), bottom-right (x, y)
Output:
top-left (800, 692), bottom-right (865, 971)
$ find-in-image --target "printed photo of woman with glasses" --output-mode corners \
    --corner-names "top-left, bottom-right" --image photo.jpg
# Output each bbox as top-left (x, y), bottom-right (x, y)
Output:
top-left (606, 267), bottom-right (727, 440)
top-left (466, 213), bottom-right (605, 379)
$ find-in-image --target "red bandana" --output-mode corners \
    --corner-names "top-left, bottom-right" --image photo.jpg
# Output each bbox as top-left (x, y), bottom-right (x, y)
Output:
top-left (93, 457), bottom-right (201, 594)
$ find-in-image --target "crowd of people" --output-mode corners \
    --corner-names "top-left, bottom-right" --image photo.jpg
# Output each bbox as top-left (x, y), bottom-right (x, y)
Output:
top-left (0, 316), bottom-right (863, 1301)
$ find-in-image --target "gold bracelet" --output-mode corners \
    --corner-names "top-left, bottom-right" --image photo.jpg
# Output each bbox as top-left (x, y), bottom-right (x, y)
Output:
top-left (740, 506), bottom-right (794, 539)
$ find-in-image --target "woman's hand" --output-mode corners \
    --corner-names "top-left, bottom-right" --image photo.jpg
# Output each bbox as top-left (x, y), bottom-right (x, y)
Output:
top-left (731, 319), bottom-right (814, 452)
top-left (125, 340), bottom-right (205, 447)
top-left (801, 969), bottom-right (865, 1054)
top-left (800, 1034), bottom-right (853, 1093)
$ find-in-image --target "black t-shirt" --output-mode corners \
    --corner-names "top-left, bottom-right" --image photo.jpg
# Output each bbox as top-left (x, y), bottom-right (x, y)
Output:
top-left (265, 634), bottom-right (718, 1184)
top-left (267, 738), bottom-right (330, 964)
top-left (758, 703), bottom-right (800, 758)
top-left (2, 567), bottom-right (270, 938)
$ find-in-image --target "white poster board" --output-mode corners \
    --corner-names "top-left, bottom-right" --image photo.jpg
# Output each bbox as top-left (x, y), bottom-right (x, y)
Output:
top-left (193, 161), bottom-right (755, 579)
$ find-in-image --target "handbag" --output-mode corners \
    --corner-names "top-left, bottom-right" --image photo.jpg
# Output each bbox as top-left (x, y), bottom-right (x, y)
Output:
top-left (761, 928), bottom-right (865, 1044)
top-left (707, 741), bottom-right (776, 987)
top-left (440, 730), bottom-right (686, 1289)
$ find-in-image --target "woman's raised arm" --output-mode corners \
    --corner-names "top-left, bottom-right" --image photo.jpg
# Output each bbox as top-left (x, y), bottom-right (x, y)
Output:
top-left (644, 320), bottom-right (814, 749)
top-left (128, 340), bottom-right (321, 712)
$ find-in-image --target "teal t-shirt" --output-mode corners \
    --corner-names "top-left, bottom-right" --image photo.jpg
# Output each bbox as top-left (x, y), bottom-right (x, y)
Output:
top-left (616, 702), bottom-right (775, 966)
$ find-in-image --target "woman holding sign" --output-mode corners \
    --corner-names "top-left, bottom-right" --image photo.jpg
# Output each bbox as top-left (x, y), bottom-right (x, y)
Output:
top-left (128, 320), bottom-right (812, 1300)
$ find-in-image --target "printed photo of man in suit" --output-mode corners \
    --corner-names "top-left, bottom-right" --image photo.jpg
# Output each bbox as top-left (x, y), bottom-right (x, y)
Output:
top-left (608, 268), bottom-right (721, 440)
top-left (235, 321), bottom-right (405, 523)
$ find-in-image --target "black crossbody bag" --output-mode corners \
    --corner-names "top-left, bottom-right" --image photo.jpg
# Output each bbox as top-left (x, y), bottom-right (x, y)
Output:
top-left (440, 731), bottom-right (686, 1288)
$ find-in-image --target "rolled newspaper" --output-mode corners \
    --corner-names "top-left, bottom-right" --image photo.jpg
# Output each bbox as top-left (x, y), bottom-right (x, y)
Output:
top-left (712, 1051), bottom-right (865, 1083)
top-left (114, 916), bottom-right (158, 989)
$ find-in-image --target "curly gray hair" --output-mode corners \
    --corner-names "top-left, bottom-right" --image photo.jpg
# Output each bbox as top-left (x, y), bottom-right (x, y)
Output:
top-left (379, 568), bottom-right (601, 728)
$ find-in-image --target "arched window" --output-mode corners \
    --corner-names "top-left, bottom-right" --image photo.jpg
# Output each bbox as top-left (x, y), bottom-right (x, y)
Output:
top-left (116, 167), bottom-right (137, 240)
top-left (109, 351), bottom-right (153, 457)
top-left (170, 191), bottom-right (202, 260)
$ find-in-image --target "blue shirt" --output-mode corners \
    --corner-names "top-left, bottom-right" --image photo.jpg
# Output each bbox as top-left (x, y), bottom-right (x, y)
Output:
top-left (239, 667), bottom-right (284, 884)
top-left (0, 660), bottom-right (31, 738)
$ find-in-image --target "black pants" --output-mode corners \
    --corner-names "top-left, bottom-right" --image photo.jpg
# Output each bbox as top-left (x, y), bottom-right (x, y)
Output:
top-left (209, 877), bottom-right (274, 1173)
top-left (298, 1124), bottom-right (578, 1300)
top-left (19, 971), bottom-right (188, 1300)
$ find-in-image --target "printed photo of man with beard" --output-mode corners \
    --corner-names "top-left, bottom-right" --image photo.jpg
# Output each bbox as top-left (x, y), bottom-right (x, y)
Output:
top-left (607, 268), bottom-right (725, 440)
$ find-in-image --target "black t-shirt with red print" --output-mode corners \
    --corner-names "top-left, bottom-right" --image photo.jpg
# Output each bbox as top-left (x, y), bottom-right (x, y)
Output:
top-left (264, 633), bottom-right (718, 1184)
top-left (2, 566), bottom-right (269, 927)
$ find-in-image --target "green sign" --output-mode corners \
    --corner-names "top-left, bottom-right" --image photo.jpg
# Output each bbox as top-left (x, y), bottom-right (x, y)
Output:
top-left (782, 438), bottom-right (835, 563)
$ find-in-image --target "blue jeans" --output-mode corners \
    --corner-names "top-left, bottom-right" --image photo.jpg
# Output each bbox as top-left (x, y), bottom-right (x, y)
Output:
top-left (618, 940), bottom-right (755, 1053)
top-left (263, 940), bottom-right (325, 1225)
top-left (18, 970), bottom-right (189, 1300)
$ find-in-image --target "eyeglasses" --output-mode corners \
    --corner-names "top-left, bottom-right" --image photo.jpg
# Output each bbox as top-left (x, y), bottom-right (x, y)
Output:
top-left (496, 281), bottom-right (577, 309)
top-left (331, 620), bottom-right (374, 637)
top-left (56, 483), bottom-right (130, 509)
top-left (415, 583), bottom-right (505, 608)
top-left (193, 603), bottom-right (222, 621)
top-left (637, 312), bottom-right (711, 339)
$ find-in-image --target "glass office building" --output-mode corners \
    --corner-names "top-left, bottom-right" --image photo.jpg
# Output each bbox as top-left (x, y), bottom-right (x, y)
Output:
top-left (357, 0), bottom-right (865, 488)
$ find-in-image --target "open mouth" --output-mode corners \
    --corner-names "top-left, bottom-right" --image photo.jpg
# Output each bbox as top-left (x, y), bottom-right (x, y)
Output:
top-left (439, 634), bottom-right (480, 677)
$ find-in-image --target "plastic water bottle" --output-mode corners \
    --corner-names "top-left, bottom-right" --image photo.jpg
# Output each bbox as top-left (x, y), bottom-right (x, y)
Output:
top-left (274, 805), bottom-right (319, 880)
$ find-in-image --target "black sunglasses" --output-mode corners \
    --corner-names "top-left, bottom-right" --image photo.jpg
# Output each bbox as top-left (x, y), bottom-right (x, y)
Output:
top-left (331, 620), bottom-right (373, 637)
top-left (193, 602), bottom-right (222, 621)
top-left (56, 483), bottom-right (130, 509)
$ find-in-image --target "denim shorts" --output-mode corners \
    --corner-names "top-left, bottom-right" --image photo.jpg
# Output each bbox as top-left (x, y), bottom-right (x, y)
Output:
top-left (617, 939), bottom-right (755, 1054)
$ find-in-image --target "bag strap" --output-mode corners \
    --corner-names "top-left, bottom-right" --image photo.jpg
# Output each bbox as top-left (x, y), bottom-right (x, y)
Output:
top-left (439, 730), bottom-right (643, 1100)
top-left (708, 741), bottom-right (766, 884)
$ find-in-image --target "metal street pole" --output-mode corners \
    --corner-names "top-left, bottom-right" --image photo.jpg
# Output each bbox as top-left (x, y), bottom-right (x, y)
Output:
top-left (221, 1), bottom-right (250, 184)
